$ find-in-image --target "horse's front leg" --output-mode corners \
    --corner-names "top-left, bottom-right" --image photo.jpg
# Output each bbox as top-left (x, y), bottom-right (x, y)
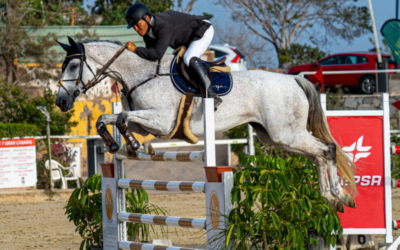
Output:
top-left (96, 114), bottom-right (120, 153)
top-left (116, 110), bottom-right (170, 152)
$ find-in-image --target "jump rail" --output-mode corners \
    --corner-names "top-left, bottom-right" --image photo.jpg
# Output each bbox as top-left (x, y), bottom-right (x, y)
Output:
top-left (116, 150), bottom-right (204, 162)
top-left (118, 179), bottom-right (205, 193)
top-left (119, 242), bottom-right (202, 250)
top-left (102, 100), bottom-right (234, 250)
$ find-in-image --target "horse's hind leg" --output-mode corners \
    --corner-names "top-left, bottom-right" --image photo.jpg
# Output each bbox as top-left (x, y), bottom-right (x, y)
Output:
top-left (325, 143), bottom-right (356, 208)
top-left (252, 123), bottom-right (345, 211)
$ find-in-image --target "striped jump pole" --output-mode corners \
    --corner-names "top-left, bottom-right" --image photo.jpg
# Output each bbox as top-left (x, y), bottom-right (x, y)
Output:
top-left (392, 179), bottom-right (400, 188)
top-left (394, 220), bottom-right (400, 230)
top-left (391, 145), bottom-right (400, 155)
top-left (116, 150), bottom-right (204, 162)
top-left (118, 213), bottom-right (206, 229)
top-left (119, 242), bottom-right (202, 250)
top-left (102, 99), bottom-right (233, 250)
top-left (118, 179), bottom-right (205, 193)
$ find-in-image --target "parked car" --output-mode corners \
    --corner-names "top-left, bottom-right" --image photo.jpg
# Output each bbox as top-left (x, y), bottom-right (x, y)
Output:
top-left (208, 44), bottom-right (248, 71)
top-left (288, 52), bottom-right (395, 94)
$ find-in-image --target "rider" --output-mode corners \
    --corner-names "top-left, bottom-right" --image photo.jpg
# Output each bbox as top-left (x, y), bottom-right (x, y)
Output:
top-left (125, 3), bottom-right (222, 108)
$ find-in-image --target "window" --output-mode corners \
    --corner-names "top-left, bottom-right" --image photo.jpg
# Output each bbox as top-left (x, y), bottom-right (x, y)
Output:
top-left (319, 55), bottom-right (345, 65)
top-left (344, 56), bottom-right (357, 64)
top-left (209, 49), bottom-right (229, 58)
top-left (356, 56), bottom-right (368, 64)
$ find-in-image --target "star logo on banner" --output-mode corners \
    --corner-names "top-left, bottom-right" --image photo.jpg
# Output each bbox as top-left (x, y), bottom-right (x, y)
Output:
top-left (342, 135), bottom-right (372, 163)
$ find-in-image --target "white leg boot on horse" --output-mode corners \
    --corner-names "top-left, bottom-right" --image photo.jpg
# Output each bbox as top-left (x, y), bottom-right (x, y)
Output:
top-left (55, 38), bottom-right (357, 211)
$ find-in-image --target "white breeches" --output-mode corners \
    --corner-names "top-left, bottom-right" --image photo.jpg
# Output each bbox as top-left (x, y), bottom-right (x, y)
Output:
top-left (183, 22), bottom-right (214, 66)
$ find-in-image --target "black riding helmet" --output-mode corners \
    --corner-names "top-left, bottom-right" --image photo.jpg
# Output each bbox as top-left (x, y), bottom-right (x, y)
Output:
top-left (126, 3), bottom-right (151, 29)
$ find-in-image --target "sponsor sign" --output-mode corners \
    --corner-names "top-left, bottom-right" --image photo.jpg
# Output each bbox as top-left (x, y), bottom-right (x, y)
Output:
top-left (327, 116), bottom-right (385, 229)
top-left (0, 138), bottom-right (37, 188)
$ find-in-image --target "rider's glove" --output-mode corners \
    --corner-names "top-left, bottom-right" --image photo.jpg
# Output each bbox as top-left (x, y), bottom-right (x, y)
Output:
top-left (125, 42), bottom-right (137, 53)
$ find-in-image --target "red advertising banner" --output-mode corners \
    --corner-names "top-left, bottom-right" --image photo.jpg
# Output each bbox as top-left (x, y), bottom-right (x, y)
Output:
top-left (328, 116), bottom-right (385, 229)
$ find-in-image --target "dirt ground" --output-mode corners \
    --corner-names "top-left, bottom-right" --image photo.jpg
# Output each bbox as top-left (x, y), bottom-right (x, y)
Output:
top-left (0, 190), bottom-right (206, 250)
top-left (0, 189), bottom-right (399, 250)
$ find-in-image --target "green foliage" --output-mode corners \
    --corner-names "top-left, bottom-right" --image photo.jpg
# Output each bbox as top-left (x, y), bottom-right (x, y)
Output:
top-left (0, 0), bottom-right (94, 83)
top-left (125, 189), bottom-right (171, 242)
top-left (91, 0), bottom-right (174, 25)
top-left (0, 80), bottom-right (77, 137)
top-left (65, 174), bottom-right (170, 249)
top-left (0, 123), bottom-right (40, 138)
top-left (65, 174), bottom-right (103, 250)
top-left (279, 44), bottom-right (326, 67)
top-left (223, 155), bottom-right (342, 249)
top-left (137, 0), bottom-right (174, 14)
top-left (18, 0), bottom-right (86, 26)
top-left (391, 114), bottom-right (400, 179)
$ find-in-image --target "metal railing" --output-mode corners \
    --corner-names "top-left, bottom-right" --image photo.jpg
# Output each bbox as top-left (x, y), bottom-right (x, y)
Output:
top-left (298, 68), bottom-right (400, 77)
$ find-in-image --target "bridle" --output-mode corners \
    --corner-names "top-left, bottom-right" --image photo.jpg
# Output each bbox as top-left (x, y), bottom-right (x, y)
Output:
top-left (57, 43), bottom-right (126, 101)
top-left (57, 42), bottom-right (177, 103)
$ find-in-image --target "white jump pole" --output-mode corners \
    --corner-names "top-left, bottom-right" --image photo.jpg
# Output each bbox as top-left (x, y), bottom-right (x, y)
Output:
top-left (113, 102), bottom-right (127, 244)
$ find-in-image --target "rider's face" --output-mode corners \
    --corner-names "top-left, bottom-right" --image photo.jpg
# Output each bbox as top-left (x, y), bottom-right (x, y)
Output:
top-left (133, 16), bottom-right (150, 37)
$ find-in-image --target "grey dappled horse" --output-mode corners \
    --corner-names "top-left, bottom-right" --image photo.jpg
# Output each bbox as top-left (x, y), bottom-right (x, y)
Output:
top-left (55, 38), bottom-right (356, 212)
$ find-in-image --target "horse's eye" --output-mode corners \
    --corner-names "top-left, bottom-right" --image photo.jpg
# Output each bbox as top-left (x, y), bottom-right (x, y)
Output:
top-left (70, 64), bottom-right (78, 70)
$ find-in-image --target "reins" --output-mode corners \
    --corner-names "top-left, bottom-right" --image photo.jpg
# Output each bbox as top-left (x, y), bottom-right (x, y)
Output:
top-left (123, 60), bottom-right (178, 97)
top-left (58, 42), bottom-right (177, 101)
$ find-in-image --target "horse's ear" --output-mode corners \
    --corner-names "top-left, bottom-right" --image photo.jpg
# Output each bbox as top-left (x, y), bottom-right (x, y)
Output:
top-left (67, 36), bottom-right (79, 50)
top-left (56, 40), bottom-right (71, 52)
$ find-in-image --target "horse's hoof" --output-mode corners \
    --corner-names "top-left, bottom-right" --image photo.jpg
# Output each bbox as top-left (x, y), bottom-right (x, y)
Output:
top-left (335, 201), bottom-right (345, 213)
top-left (108, 143), bottom-right (120, 154)
top-left (332, 189), bottom-right (356, 209)
top-left (346, 195), bottom-right (356, 209)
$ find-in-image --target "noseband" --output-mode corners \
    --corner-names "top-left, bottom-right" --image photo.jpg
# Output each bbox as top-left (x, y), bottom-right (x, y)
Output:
top-left (57, 43), bottom-right (126, 101)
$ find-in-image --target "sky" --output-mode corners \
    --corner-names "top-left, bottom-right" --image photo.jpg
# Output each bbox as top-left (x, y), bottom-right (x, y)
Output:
top-left (85, 0), bottom-right (398, 66)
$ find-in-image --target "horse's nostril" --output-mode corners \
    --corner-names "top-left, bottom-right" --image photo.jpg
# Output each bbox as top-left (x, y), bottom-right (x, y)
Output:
top-left (61, 99), bottom-right (67, 107)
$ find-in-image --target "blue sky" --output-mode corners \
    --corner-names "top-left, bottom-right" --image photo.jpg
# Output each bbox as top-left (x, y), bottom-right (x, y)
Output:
top-left (85, 0), bottom-right (397, 65)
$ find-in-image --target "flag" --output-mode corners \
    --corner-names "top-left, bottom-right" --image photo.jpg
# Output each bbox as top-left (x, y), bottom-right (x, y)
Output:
top-left (314, 68), bottom-right (324, 93)
top-left (111, 81), bottom-right (119, 102)
top-left (393, 100), bottom-right (400, 110)
top-left (381, 19), bottom-right (400, 66)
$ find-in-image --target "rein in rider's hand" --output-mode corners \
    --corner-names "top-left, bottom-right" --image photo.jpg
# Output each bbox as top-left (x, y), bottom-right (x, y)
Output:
top-left (125, 41), bottom-right (137, 53)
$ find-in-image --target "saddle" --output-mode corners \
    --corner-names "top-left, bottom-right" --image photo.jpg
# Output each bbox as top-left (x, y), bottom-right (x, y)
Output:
top-left (174, 46), bottom-right (231, 97)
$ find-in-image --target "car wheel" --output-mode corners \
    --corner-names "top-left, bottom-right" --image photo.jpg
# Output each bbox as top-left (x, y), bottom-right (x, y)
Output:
top-left (359, 75), bottom-right (376, 94)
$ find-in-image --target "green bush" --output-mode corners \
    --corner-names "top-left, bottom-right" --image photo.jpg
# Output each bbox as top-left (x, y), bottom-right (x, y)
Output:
top-left (0, 80), bottom-right (77, 136)
top-left (65, 174), bottom-right (170, 250)
top-left (222, 155), bottom-right (342, 249)
top-left (0, 123), bottom-right (40, 139)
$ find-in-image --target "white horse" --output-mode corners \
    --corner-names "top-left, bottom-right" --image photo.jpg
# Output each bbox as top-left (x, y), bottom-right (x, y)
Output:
top-left (55, 38), bottom-right (356, 212)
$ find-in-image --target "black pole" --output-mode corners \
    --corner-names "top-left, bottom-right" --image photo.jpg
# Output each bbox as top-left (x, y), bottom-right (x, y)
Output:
top-left (397, 0), bottom-right (399, 19)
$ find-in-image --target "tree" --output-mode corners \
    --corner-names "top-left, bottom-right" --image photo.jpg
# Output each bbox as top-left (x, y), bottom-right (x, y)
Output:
top-left (217, 0), bottom-right (371, 66)
top-left (279, 43), bottom-right (327, 68)
top-left (91, 0), bottom-right (199, 25)
top-left (214, 23), bottom-right (272, 68)
top-left (0, 80), bottom-right (77, 136)
top-left (0, 0), bottom-right (93, 83)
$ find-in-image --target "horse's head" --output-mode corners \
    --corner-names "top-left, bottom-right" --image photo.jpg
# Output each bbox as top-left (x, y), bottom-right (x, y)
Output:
top-left (55, 37), bottom-right (94, 112)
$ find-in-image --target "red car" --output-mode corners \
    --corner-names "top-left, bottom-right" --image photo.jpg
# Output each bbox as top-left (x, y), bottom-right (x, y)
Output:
top-left (288, 52), bottom-right (395, 94)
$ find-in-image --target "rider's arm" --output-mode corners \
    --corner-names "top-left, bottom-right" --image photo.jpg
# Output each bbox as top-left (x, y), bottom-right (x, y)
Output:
top-left (136, 23), bottom-right (172, 61)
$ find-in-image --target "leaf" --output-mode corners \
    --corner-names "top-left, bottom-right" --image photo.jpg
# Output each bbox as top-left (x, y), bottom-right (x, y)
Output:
top-left (271, 212), bottom-right (281, 230)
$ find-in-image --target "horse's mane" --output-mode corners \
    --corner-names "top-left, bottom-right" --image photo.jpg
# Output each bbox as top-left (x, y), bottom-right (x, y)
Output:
top-left (78, 39), bottom-right (122, 46)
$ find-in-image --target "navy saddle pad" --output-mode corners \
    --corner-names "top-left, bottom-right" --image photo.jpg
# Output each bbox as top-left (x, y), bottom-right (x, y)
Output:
top-left (169, 55), bottom-right (233, 96)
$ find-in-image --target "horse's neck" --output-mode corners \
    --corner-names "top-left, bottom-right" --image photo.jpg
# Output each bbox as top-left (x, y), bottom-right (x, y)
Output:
top-left (84, 43), bottom-right (173, 90)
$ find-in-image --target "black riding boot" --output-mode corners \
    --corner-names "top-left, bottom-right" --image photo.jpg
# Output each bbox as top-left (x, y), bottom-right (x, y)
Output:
top-left (189, 57), bottom-right (223, 110)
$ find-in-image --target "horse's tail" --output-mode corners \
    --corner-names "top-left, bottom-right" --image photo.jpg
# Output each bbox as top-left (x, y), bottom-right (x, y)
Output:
top-left (293, 76), bottom-right (357, 195)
